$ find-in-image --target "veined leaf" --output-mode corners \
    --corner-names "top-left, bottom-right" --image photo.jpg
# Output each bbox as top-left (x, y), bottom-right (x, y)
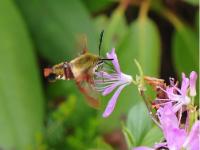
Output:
top-left (122, 124), bottom-right (136, 148)
top-left (0, 0), bottom-right (44, 149)
top-left (172, 26), bottom-right (198, 75)
top-left (140, 125), bottom-right (163, 147)
top-left (127, 102), bottom-right (153, 146)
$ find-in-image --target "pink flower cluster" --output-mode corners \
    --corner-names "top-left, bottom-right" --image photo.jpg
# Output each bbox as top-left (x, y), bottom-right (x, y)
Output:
top-left (134, 71), bottom-right (199, 150)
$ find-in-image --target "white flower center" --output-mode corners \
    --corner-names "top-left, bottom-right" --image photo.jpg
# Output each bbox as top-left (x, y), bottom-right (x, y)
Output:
top-left (121, 73), bottom-right (133, 83)
top-left (183, 96), bottom-right (191, 105)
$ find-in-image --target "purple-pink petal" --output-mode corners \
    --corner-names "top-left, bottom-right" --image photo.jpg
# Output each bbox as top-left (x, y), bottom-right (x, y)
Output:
top-left (102, 82), bottom-right (121, 96)
top-left (133, 147), bottom-right (154, 150)
top-left (181, 73), bottom-right (189, 96)
top-left (189, 71), bottom-right (197, 96)
top-left (95, 71), bottom-right (113, 79)
top-left (183, 120), bottom-right (200, 150)
top-left (166, 86), bottom-right (176, 100)
top-left (189, 138), bottom-right (199, 150)
top-left (103, 83), bottom-right (128, 118)
top-left (166, 127), bottom-right (186, 150)
top-left (106, 48), bottom-right (121, 74)
top-left (157, 104), bottom-right (188, 150)
top-left (157, 103), bottom-right (179, 128)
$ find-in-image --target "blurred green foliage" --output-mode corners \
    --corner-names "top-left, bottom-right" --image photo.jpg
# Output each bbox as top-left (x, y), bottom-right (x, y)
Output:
top-left (0, 0), bottom-right (44, 149)
top-left (0, 0), bottom-right (198, 149)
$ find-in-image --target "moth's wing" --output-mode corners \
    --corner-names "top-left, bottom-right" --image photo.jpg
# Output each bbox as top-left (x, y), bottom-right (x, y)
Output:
top-left (75, 33), bottom-right (88, 55)
top-left (76, 80), bottom-right (100, 109)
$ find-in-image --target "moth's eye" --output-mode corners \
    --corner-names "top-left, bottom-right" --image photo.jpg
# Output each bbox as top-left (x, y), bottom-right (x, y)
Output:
top-left (47, 73), bottom-right (57, 82)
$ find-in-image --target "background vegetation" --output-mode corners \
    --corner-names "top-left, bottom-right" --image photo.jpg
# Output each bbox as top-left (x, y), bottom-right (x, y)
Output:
top-left (0, 0), bottom-right (198, 149)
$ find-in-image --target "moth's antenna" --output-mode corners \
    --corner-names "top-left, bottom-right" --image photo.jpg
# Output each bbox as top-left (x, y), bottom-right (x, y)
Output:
top-left (100, 58), bottom-right (113, 61)
top-left (98, 30), bottom-right (104, 56)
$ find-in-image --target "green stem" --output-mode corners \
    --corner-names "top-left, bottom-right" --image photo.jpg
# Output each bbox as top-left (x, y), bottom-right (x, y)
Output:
top-left (134, 59), bottom-right (161, 128)
top-left (140, 90), bottom-right (161, 128)
top-left (151, 1), bottom-right (183, 30)
top-left (138, 0), bottom-right (150, 20)
top-left (191, 96), bottom-right (195, 106)
top-left (132, 80), bottom-right (137, 85)
top-left (134, 59), bottom-right (143, 77)
top-left (161, 9), bottom-right (183, 30)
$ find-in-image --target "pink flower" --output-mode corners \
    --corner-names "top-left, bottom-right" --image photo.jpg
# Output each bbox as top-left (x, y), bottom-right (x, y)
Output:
top-left (157, 103), bottom-right (187, 150)
top-left (183, 120), bottom-right (200, 150)
top-left (133, 147), bottom-right (154, 150)
top-left (154, 71), bottom-right (197, 113)
top-left (133, 104), bottom-right (200, 150)
top-left (189, 71), bottom-right (198, 97)
top-left (94, 48), bottom-right (133, 117)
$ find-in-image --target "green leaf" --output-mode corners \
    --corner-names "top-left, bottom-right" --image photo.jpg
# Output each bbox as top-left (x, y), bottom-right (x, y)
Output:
top-left (0, 0), bottom-right (44, 149)
top-left (172, 26), bottom-right (198, 75)
top-left (183, 0), bottom-right (199, 5)
top-left (127, 101), bottom-right (153, 146)
top-left (122, 124), bottom-right (136, 148)
top-left (118, 17), bottom-right (161, 76)
top-left (103, 6), bottom-right (128, 51)
top-left (140, 125), bottom-right (163, 147)
top-left (15, 0), bottom-right (98, 63)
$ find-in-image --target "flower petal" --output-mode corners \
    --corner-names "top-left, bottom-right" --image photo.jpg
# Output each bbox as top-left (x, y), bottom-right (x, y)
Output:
top-left (106, 48), bottom-right (121, 74)
top-left (157, 103), bottom-right (179, 128)
top-left (189, 71), bottom-right (197, 96)
top-left (102, 82), bottom-right (121, 96)
top-left (157, 104), bottom-right (187, 150)
top-left (102, 83), bottom-right (128, 117)
top-left (166, 86), bottom-right (176, 100)
top-left (166, 127), bottom-right (186, 150)
top-left (181, 73), bottom-right (189, 96)
top-left (133, 147), bottom-right (154, 150)
top-left (183, 120), bottom-right (200, 150)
